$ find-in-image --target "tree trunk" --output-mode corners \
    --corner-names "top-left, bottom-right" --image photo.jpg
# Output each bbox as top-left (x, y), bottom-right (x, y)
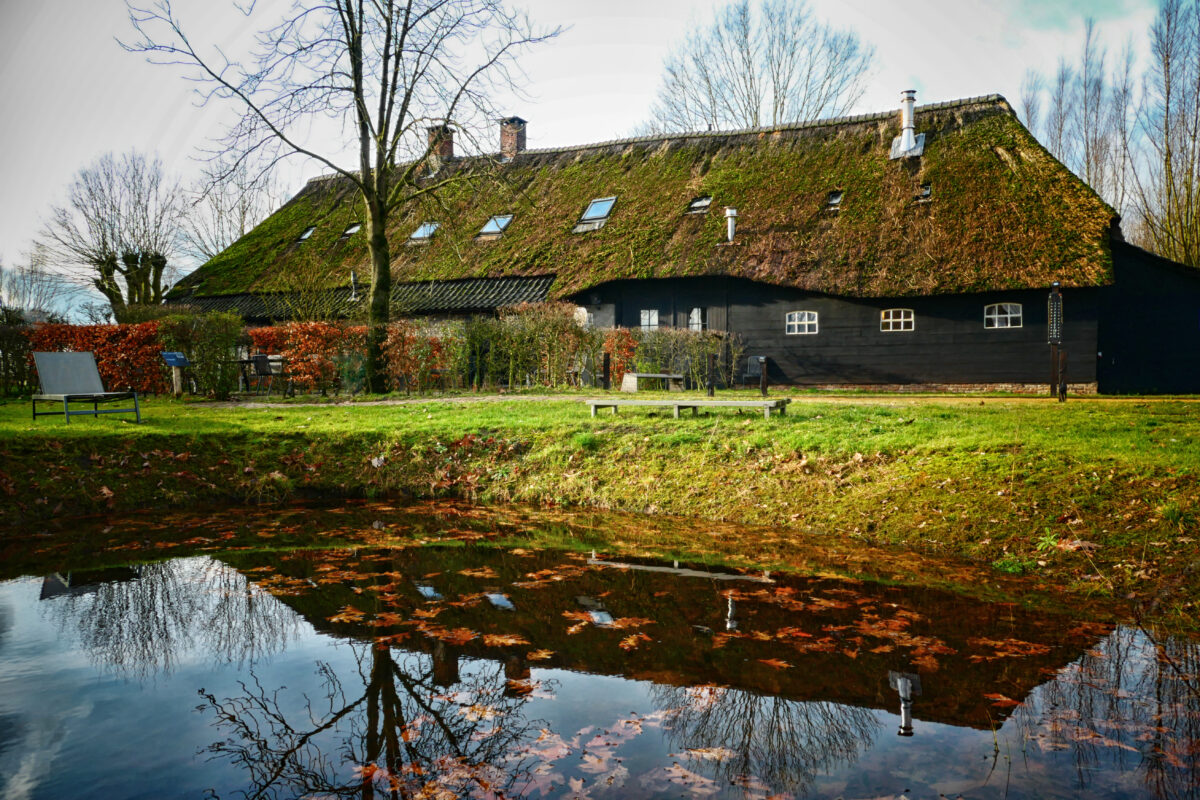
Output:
top-left (365, 198), bottom-right (391, 393)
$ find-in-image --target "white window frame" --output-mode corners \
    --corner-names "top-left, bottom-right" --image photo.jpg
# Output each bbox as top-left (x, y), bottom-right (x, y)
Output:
top-left (984, 302), bottom-right (1023, 329)
top-left (785, 310), bottom-right (818, 335)
top-left (688, 307), bottom-right (707, 331)
top-left (640, 308), bottom-right (659, 331)
top-left (409, 221), bottom-right (440, 241)
top-left (297, 226), bottom-right (316, 242)
top-left (478, 214), bottom-right (513, 236)
top-left (687, 196), bottom-right (713, 214)
top-left (880, 308), bottom-right (915, 332)
top-left (338, 222), bottom-right (362, 240)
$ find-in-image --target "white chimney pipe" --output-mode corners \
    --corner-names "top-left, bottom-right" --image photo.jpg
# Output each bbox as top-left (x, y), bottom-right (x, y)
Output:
top-left (899, 90), bottom-right (917, 153)
top-left (725, 207), bottom-right (738, 242)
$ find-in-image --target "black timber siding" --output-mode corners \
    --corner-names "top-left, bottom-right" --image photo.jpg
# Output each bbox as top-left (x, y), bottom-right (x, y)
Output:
top-left (1097, 242), bottom-right (1200, 393)
top-left (573, 277), bottom-right (1100, 386)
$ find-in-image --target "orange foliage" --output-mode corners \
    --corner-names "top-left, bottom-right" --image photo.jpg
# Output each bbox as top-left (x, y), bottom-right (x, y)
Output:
top-left (26, 322), bottom-right (168, 394)
top-left (246, 327), bottom-right (285, 354)
top-left (382, 321), bottom-right (450, 392)
top-left (602, 327), bottom-right (637, 385)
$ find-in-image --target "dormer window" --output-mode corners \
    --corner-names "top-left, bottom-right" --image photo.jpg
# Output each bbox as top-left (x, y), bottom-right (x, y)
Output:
top-left (408, 221), bottom-right (439, 243)
top-left (297, 226), bottom-right (316, 243)
top-left (826, 191), bottom-right (844, 213)
top-left (915, 184), bottom-right (932, 203)
top-left (573, 196), bottom-right (616, 233)
top-left (339, 223), bottom-right (362, 240)
top-left (686, 196), bottom-right (713, 214)
top-left (477, 214), bottom-right (513, 238)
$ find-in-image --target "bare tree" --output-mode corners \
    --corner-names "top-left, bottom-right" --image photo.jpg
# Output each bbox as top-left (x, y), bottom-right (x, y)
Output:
top-left (643, 0), bottom-right (875, 133)
top-left (181, 158), bottom-right (284, 266)
top-left (0, 246), bottom-right (79, 320)
top-left (123, 0), bottom-right (559, 392)
top-left (1019, 69), bottom-right (1044, 135)
top-left (37, 151), bottom-right (185, 321)
top-left (1132, 0), bottom-right (1200, 265)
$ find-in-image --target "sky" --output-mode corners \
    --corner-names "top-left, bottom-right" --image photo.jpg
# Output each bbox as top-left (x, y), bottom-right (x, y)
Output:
top-left (0, 0), bottom-right (1159, 278)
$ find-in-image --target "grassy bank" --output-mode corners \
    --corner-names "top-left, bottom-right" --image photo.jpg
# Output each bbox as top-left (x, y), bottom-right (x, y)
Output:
top-left (2, 390), bottom-right (1198, 622)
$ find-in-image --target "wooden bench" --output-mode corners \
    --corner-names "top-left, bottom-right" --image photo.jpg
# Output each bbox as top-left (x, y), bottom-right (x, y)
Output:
top-left (587, 398), bottom-right (790, 419)
top-left (620, 372), bottom-right (684, 392)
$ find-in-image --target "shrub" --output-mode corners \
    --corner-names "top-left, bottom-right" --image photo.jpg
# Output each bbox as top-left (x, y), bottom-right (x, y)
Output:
top-left (279, 321), bottom-right (348, 394)
top-left (0, 309), bottom-right (35, 396)
top-left (487, 302), bottom-right (598, 388)
top-left (247, 326), bottom-right (285, 355)
top-left (383, 320), bottom-right (454, 392)
top-left (158, 311), bottom-right (245, 399)
top-left (602, 327), bottom-right (638, 386)
top-left (26, 322), bottom-right (167, 394)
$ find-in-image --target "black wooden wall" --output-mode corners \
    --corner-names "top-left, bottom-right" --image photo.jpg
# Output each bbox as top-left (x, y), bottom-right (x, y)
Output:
top-left (574, 276), bottom-right (1100, 386)
top-left (1097, 242), bottom-right (1200, 393)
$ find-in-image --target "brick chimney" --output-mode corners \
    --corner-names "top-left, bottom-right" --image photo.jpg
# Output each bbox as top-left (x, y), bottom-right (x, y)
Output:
top-left (427, 125), bottom-right (454, 159)
top-left (500, 116), bottom-right (527, 160)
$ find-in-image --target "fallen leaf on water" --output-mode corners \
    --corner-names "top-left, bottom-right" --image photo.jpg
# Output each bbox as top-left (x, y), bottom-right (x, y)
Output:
top-left (759, 658), bottom-right (792, 669)
top-left (528, 649), bottom-right (555, 661)
top-left (481, 633), bottom-right (531, 647)
top-left (983, 693), bottom-right (1021, 708)
top-left (619, 633), bottom-right (652, 651)
top-left (328, 605), bottom-right (366, 623)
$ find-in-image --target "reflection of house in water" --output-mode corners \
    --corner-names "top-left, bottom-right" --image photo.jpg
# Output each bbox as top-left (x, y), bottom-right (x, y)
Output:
top-left (39, 567), bottom-right (142, 600)
top-left (233, 548), bottom-right (1101, 733)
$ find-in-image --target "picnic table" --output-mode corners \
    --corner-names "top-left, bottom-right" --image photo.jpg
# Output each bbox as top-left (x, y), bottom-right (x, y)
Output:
top-left (620, 372), bottom-right (685, 392)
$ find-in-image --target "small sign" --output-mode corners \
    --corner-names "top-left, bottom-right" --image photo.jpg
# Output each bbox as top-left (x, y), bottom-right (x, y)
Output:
top-left (161, 351), bottom-right (189, 368)
top-left (1047, 284), bottom-right (1063, 345)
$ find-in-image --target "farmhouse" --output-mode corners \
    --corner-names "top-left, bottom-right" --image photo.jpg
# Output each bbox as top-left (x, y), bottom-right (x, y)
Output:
top-left (167, 93), bottom-right (1200, 393)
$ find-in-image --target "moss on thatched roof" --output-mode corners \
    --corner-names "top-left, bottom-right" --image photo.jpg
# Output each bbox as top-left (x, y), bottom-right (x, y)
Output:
top-left (168, 94), bottom-right (1118, 303)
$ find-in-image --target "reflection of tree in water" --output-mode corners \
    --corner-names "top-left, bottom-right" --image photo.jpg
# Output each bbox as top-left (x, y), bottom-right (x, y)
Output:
top-left (200, 645), bottom-right (545, 800)
top-left (47, 557), bottom-right (300, 678)
top-left (1014, 626), bottom-right (1200, 800)
top-left (650, 682), bottom-right (879, 793)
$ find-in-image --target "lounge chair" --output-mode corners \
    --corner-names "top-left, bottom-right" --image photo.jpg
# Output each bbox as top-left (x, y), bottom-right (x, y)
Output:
top-left (32, 351), bottom-right (142, 424)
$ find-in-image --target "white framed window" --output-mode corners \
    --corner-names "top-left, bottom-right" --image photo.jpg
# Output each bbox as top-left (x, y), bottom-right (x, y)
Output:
top-left (640, 308), bottom-right (659, 330)
top-left (338, 222), bottom-right (361, 240)
top-left (984, 302), bottom-right (1023, 329)
top-left (409, 221), bottom-right (440, 241)
top-left (686, 196), bottom-right (713, 214)
top-left (881, 308), bottom-right (915, 332)
top-left (688, 307), bottom-right (707, 331)
top-left (573, 196), bottom-right (617, 233)
top-left (478, 214), bottom-right (513, 236)
top-left (826, 190), bottom-right (844, 212)
top-left (785, 310), bottom-right (818, 335)
top-left (296, 225), bottom-right (316, 243)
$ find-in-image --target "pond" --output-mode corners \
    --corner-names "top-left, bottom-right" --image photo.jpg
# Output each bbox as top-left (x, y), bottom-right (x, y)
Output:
top-left (0, 502), bottom-right (1197, 799)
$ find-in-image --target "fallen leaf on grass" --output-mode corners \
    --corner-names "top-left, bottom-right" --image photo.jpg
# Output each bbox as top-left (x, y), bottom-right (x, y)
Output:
top-left (1057, 539), bottom-right (1100, 553)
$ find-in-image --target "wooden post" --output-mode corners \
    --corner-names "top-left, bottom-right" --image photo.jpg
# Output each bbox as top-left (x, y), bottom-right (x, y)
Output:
top-left (706, 353), bottom-right (716, 397)
top-left (758, 356), bottom-right (768, 397)
top-left (602, 352), bottom-right (611, 390)
top-left (171, 366), bottom-right (184, 399)
top-left (1058, 350), bottom-right (1068, 402)
top-left (1049, 343), bottom-right (1059, 397)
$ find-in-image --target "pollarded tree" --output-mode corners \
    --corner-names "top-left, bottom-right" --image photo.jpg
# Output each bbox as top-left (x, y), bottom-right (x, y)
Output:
top-left (123, 0), bottom-right (559, 392)
top-left (37, 151), bottom-right (184, 321)
top-left (642, 0), bottom-right (875, 134)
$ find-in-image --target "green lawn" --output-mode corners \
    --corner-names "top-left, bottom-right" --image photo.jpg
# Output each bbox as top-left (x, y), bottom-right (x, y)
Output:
top-left (2, 389), bottom-right (1198, 626)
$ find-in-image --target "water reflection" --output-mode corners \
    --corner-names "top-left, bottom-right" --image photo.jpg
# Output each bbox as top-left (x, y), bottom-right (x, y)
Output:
top-left (3, 510), bottom-right (1197, 798)
top-left (199, 645), bottom-right (546, 799)
top-left (43, 558), bottom-right (300, 677)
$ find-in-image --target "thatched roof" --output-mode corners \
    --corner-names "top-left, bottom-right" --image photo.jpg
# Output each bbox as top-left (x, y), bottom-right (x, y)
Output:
top-left (168, 94), bottom-right (1118, 308)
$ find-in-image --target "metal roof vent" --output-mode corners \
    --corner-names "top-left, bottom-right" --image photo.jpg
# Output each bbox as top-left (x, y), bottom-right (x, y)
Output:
top-left (890, 90), bottom-right (925, 160)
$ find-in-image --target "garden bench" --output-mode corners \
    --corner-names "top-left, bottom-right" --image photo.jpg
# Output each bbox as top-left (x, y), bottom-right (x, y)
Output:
top-left (587, 398), bottom-right (789, 420)
top-left (620, 372), bottom-right (685, 392)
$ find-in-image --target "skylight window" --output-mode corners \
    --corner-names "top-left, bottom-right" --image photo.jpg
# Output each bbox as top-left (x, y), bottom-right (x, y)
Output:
top-left (297, 226), bottom-right (316, 242)
top-left (915, 184), bottom-right (932, 202)
top-left (687, 196), bottom-right (713, 214)
top-left (826, 191), bottom-right (844, 212)
top-left (408, 221), bottom-right (440, 242)
top-left (573, 196), bottom-right (616, 233)
top-left (339, 222), bottom-right (362, 240)
top-left (478, 214), bottom-right (514, 237)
